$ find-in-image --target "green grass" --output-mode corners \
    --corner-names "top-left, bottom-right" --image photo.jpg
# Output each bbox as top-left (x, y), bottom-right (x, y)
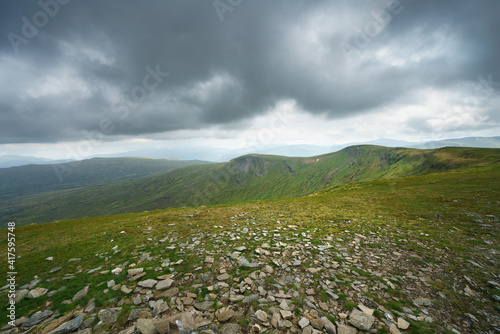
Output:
top-left (0, 151), bottom-right (498, 332)
top-left (4, 146), bottom-right (500, 226)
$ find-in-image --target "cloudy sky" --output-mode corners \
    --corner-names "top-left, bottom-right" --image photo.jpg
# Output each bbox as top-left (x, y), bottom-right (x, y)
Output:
top-left (0, 0), bottom-right (499, 160)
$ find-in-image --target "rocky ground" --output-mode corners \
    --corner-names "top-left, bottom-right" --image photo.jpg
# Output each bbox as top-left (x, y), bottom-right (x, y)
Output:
top-left (1, 211), bottom-right (499, 334)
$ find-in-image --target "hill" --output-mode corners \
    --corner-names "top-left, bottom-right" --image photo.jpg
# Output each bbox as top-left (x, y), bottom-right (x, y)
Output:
top-left (0, 155), bottom-right (73, 168)
top-left (2, 145), bottom-right (499, 226)
top-left (0, 157), bottom-right (209, 200)
top-left (0, 158), bottom-right (498, 333)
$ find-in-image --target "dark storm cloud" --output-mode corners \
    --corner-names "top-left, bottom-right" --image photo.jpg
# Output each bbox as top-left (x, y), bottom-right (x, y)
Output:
top-left (0, 0), bottom-right (498, 143)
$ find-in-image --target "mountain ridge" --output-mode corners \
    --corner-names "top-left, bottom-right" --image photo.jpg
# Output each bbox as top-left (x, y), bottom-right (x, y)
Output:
top-left (2, 145), bottom-right (499, 227)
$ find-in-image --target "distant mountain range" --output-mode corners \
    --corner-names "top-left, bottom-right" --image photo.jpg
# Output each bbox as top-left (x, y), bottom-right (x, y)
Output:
top-left (81, 136), bottom-right (500, 162)
top-left (2, 145), bottom-right (499, 226)
top-left (0, 155), bottom-right (73, 168)
top-left (2, 136), bottom-right (499, 167)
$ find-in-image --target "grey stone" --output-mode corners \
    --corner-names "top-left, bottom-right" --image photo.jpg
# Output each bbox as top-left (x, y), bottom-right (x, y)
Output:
top-left (298, 317), bottom-right (310, 329)
top-left (219, 323), bottom-right (241, 334)
top-left (79, 315), bottom-right (95, 330)
top-left (118, 326), bottom-right (135, 334)
top-left (321, 317), bottom-right (336, 334)
top-left (128, 268), bottom-right (144, 276)
top-left (155, 311), bottom-right (210, 332)
top-left (28, 287), bottom-right (48, 298)
top-left (156, 279), bottom-right (174, 290)
top-left (48, 315), bottom-right (83, 334)
top-left (310, 318), bottom-right (324, 330)
top-left (397, 317), bottom-right (410, 330)
top-left (129, 308), bottom-right (152, 321)
top-left (15, 289), bottom-right (29, 303)
top-left (217, 273), bottom-right (230, 281)
top-left (49, 267), bottom-right (62, 273)
top-left (136, 318), bottom-right (159, 334)
top-left (216, 308), bottom-right (235, 322)
top-left (96, 307), bottom-right (122, 327)
top-left (348, 310), bottom-right (375, 331)
top-left (243, 294), bottom-right (259, 303)
top-left (195, 301), bottom-right (214, 312)
top-left (254, 310), bottom-right (268, 324)
top-left (72, 286), bottom-right (89, 302)
top-left (336, 324), bottom-right (357, 334)
top-left (280, 310), bottom-right (293, 320)
top-left (413, 298), bottom-right (432, 306)
top-left (22, 310), bottom-right (53, 327)
top-left (302, 325), bottom-right (313, 334)
top-left (138, 279), bottom-right (158, 288)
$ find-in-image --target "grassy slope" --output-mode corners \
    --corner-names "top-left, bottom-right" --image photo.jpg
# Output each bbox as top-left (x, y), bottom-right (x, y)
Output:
top-left (0, 157), bottom-right (209, 200)
top-left (0, 161), bottom-right (498, 331)
top-left (2, 146), bottom-right (499, 226)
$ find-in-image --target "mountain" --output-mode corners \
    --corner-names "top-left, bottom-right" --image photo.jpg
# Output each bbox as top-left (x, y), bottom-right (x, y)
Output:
top-left (0, 157), bottom-right (209, 200)
top-left (1, 150), bottom-right (498, 332)
top-left (3, 145), bottom-right (499, 226)
top-left (0, 155), bottom-right (73, 168)
top-left (411, 136), bottom-right (500, 149)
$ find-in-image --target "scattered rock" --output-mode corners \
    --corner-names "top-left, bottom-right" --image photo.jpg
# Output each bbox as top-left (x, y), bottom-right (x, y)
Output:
top-left (15, 289), bottom-right (29, 303)
top-left (136, 318), bottom-right (159, 334)
top-left (397, 317), bottom-right (410, 330)
top-left (47, 315), bottom-right (83, 334)
top-left (128, 268), bottom-right (144, 276)
top-left (336, 324), bottom-right (357, 334)
top-left (413, 297), bottom-right (432, 306)
top-left (348, 310), bottom-right (375, 330)
top-left (298, 317), bottom-right (310, 329)
top-left (72, 286), bottom-right (89, 302)
top-left (217, 273), bottom-right (230, 281)
top-left (216, 308), bottom-right (235, 322)
top-left (156, 279), bottom-right (174, 290)
top-left (96, 307), bottom-right (122, 328)
top-left (254, 310), bottom-right (268, 324)
top-left (138, 279), bottom-right (158, 288)
top-left (219, 323), bottom-right (241, 334)
top-left (27, 287), bottom-right (48, 298)
top-left (22, 310), bottom-right (53, 327)
top-left (321, 317), bottom-right (336, 334)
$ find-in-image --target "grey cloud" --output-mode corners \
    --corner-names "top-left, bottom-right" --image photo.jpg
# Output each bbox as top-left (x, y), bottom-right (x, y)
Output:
top-left (0, 0), bottom-right (498, 143)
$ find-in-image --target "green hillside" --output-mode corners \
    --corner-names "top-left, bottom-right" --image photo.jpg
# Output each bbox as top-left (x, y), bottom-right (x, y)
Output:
top-left (0, 158), bottom-right (498, 332)
top-left (2, 146), bottom-right (499, 226)
top-left (0, 157), bottom-right (209, 200)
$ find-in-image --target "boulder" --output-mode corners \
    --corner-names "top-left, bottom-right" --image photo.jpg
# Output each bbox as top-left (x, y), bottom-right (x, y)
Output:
top-left (348, 310), bottom-right (374, 330)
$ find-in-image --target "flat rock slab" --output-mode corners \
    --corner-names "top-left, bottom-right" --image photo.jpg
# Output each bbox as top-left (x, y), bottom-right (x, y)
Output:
top-left (127, 268), bottom-right (144, 276)
top-left (47, 315), bottom-right (83, 334)
top-left (195, 301), bottom-right (214, 312)
top-left (136, 319), bottom-right (158, 334)
top-left (337, 324), bottom-right (357, 334)
top-left (97, 307), bottom-right (122, 326)
top-left (28, 287), bottom-right (48, 298)
top-left (219, 323), bottom-right (241, 334)
top-left (72, 286), bottom-right (89, 302)
top-left (138, 279), bottom-right (158, 288)
top-left (217, 273), bottom-right (230, 281)
top-left (348, 310), bottom-right (375, 331)
top-left (155, 311), bottom-right (210, 333)
top-left (156, 279), bottom-right (174, 290)
top-left (22, 310), bottom-right (53, 327)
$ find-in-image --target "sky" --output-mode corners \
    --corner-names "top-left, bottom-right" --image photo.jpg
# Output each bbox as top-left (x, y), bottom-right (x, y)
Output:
top-left (0, 0), bottom-right (499, 160)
